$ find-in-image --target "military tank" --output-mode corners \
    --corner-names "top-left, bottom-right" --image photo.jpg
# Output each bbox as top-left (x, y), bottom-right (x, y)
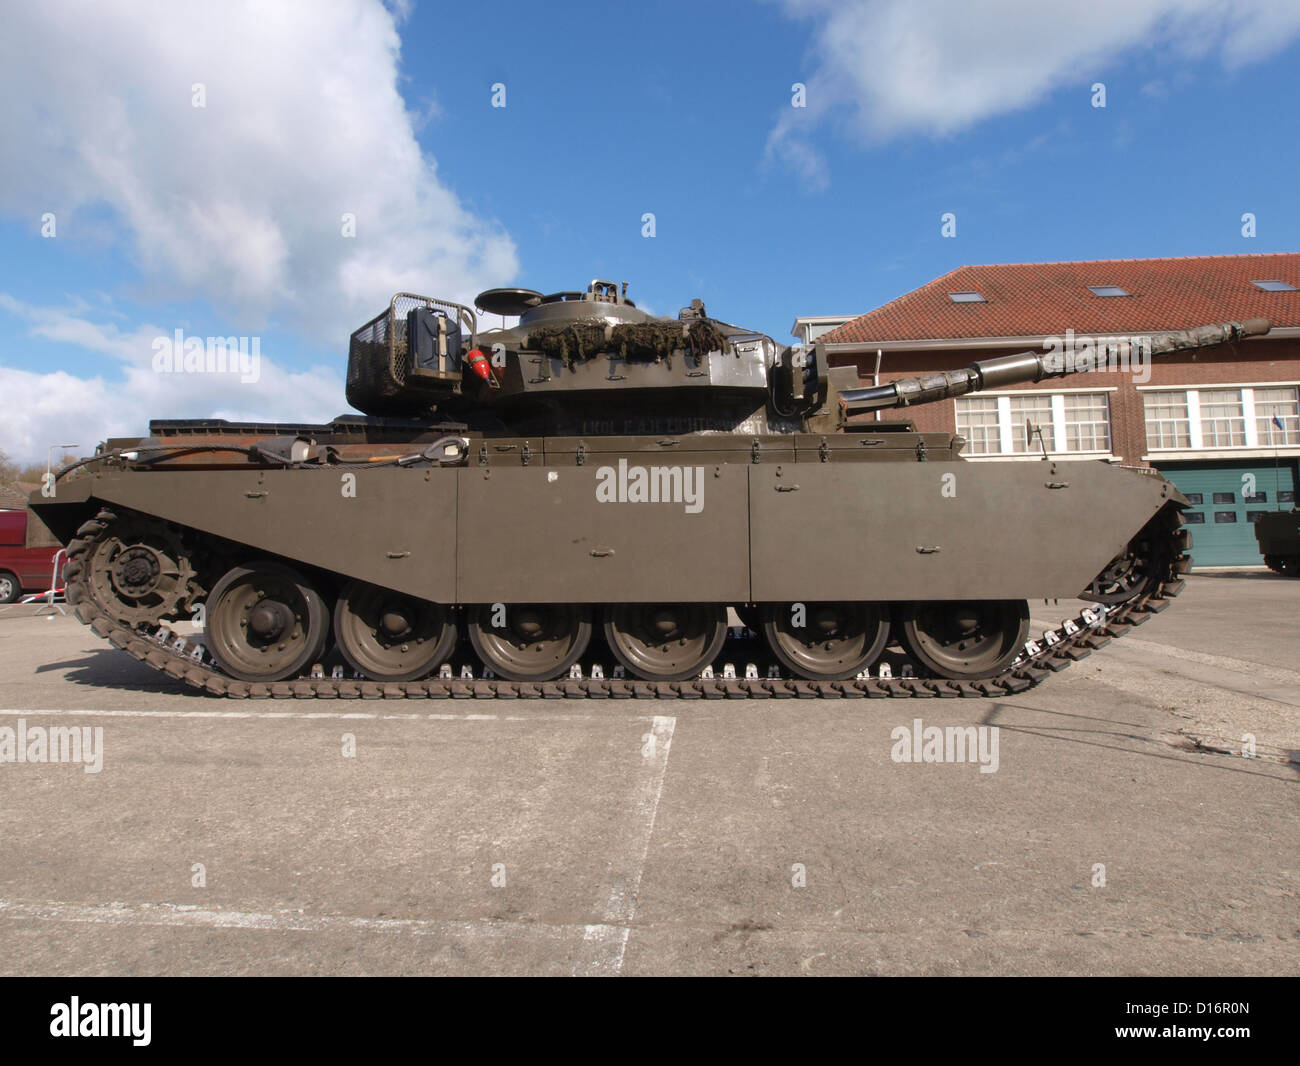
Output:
top-left (32, 281), bottom-right (1271, 698)
top-left (1255, 508), bottom-right (1300, 576)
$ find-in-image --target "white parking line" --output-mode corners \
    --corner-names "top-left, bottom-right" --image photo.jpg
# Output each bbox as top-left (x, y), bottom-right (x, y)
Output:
top-left (572, 714), bottom-right (676, 977)
top-left (0, 897), bottom-right (616, 944)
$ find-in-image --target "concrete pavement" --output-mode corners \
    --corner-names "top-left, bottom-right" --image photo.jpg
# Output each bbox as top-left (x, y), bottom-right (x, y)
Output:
top-left (0, 573), bottom-right (1296, 975)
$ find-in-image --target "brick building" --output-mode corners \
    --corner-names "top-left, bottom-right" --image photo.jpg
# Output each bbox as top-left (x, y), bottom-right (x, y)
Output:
top-left (0, 481), bottom-right (38, 510)
top-left (811, 254), bottom-right (1300, 566)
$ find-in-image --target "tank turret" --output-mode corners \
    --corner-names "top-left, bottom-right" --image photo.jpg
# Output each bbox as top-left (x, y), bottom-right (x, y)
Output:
top-left (345, 279), bottom-right (787, 436)
top-left (346, 282), bottom-right (1270, 443)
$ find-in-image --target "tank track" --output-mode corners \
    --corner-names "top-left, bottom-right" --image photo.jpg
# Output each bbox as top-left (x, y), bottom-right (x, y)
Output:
top-left (62, 507), bottom-right (1191, 701)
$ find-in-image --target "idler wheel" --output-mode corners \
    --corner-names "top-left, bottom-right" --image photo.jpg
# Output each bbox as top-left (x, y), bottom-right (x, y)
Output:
top-left (334, 580), bottom-right (458, 682)
top-left (1083, 516), bottom-right (1174, 605)
top-left (204, 561), bottom-right (329, 683)
top-left (1082, 550), bottom-right (1159, 604)
top-left (603, 604), bottom-right (728, 682)
top-left (760, 602), bottom-right (889, 681)
top-left (466, 603), bottom-right (592, 682)
top-left (897, 600), bottom-right (1029, 681)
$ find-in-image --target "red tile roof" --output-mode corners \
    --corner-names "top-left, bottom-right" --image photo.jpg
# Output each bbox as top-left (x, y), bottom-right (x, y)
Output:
top-left (819, 253), bottom-right (1300, 345)
top-left (0, 482), bottom-right (37, 509)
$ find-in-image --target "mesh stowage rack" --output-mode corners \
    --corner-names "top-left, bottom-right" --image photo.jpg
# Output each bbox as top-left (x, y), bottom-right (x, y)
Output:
top-left (346, 294), bottom-right (476, 416)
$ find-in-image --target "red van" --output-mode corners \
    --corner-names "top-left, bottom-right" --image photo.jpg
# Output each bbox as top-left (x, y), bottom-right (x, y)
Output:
top-left (0, 508), bottom-right (62, 603)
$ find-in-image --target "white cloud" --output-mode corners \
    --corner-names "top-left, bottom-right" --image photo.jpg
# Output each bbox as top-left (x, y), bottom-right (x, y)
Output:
top-left (0, 0), bottom-right (517, 340)
top-left (769, 0), bottom-right (1300, 184)
top-left (0, 296), bottom-right (341, 463)
top-left (0, 294), bottom-right (152, 362)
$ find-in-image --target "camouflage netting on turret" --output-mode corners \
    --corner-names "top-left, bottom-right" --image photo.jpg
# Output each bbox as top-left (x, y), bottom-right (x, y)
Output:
top-left (524, 318), bottom-right (731, 366)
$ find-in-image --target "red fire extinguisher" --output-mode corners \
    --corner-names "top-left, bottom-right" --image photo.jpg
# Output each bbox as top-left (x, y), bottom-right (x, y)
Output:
top-left (465, 349), bottom-right (500, 389)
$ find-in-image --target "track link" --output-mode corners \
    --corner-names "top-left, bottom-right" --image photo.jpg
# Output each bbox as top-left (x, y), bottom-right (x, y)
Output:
top-left (62, 508), bottom-right (1191, 700)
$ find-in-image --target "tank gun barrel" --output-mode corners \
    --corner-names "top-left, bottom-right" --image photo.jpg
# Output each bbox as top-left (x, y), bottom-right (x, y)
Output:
top-left (838, 318), bottom-right (1272, 412)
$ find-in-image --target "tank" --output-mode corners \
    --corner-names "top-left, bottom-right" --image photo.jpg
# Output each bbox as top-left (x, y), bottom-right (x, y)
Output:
top-left (30, 280), bottom-right (1272, 698)
top-left (1255, 508), bottom-right (1300, 576)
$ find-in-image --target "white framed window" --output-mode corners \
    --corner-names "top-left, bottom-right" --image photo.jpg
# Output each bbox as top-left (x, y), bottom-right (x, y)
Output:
top-left (956, 390), bottom-right (1113, 457)
top-left (955, 396), bottom-right (1002, 455)
top-left (1008, 395), bottom-right (1052, 453)
top-left (1063, 393), bottom-right (1111, 452)
top-left (1255, 386), bottom-right (1300, 445)
top-left (1143, 391), bottom-right (1190, 450)
top-left (1143, 384), bottom-right (1300, 451)
top-left (1199, 388), bottom-right (1246, 447)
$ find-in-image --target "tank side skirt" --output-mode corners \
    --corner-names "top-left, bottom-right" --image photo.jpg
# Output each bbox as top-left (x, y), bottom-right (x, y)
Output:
top-left (79, 457), bottom-right (1169, 605)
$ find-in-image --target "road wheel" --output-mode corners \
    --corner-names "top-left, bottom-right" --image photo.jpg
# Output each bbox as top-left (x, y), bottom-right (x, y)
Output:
top-left (761, 602), bottom-right (889, 681)
top-left (898, 600), bottom-right (1029, 680)
top-left (467, 603), bottom-right (591, 682)
top-left (334, 580), bottom-right (458, 681)
top-left (205, 561), bottom-right (329, 682)
top-left (604, 603), bottom-right (727, 682)
top-left (0, 571), bottom-right (19, 604)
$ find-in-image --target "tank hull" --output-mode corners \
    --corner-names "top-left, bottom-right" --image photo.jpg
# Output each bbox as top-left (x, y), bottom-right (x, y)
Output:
top-left (38, 433), bottom-right (1178, 605)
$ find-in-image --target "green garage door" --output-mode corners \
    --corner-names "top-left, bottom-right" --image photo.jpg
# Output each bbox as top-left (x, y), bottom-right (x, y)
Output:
top-left (1157, 461), bottom-right (1297, 567)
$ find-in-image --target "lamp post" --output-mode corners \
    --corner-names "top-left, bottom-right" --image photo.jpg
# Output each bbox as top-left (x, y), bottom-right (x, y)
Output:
top-left (46, 443), bottom-right (79, 486)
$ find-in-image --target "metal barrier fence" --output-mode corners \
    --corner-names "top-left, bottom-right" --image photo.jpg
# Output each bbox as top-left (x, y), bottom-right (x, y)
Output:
top-left (18, 547), bottom-right (67, 616)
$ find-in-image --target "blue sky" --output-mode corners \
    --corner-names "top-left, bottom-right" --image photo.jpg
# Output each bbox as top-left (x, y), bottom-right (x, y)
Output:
top-left (1, 0), bottom-right (1298, 461)
top-left (416, 0), bottom-right (1300, 328)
